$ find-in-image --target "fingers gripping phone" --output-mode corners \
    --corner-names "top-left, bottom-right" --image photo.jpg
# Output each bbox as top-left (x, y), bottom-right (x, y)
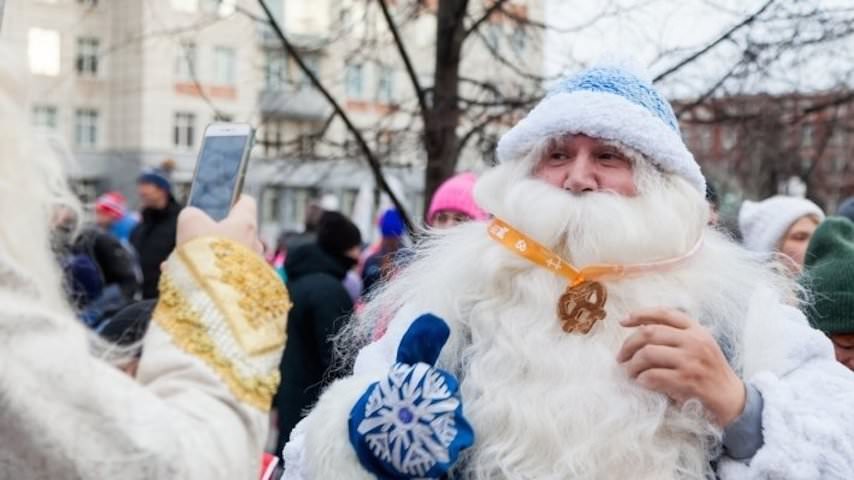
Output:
top-left (187, 123), bottom-right (255, 221)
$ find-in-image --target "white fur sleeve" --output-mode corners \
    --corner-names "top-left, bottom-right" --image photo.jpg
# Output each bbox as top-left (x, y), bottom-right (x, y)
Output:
top-left (717, 362), bottom-right (854, 479)
top-left (717, 296), bottom-right (854, 479)
top-left (281, 375), bottom-right (377, 480)
top-left (283, 305), bottom-right (429, 478)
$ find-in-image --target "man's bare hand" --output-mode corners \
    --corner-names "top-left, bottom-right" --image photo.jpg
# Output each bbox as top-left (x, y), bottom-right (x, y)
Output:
top-left (176, 195), bottom-right (263, 255)
top-left (616, 308), bottom-right (746, 427)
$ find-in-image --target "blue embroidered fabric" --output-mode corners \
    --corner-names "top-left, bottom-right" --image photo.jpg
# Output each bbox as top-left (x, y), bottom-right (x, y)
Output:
top-left (348, 314), bottom-right (474, 479)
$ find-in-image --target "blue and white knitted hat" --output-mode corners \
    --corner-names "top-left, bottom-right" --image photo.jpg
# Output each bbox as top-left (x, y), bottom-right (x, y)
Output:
top-left (496, 65), bottom-right (706, 193)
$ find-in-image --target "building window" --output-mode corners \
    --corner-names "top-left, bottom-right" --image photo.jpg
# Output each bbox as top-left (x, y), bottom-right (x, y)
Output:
top-left (830, 127), bottom-right (847, 148)
top-left (298, 53), bottom-right (320, 87)
top-left (376, 129), bottom-right (393, 157)
top-left (800, 124), bottom-right (814, 148)
top-left (376, 66), bottom-right (394, 103)
top-left (264, 50), bottom-right (287, 91)
top-left (32, 105), bottom-right (58, 130)
top-left (261, 186), bottom-right (284, 224)
top-left (174, 112), bottom-right (196, 148)
top-left (510, 27), bottom-right (526, 54)
top-left (28, 28), bottom-right (61, 76)
top-left (74, 109), bottom-right (99, 147)
top-left (285, 188), bottom-right (310, 229)
top-left (345, 64), bottom-right (363, 99)
top-left (213, 46), bottom-right (236, 85)
top-left (260, 121), bottom-right (285, 156)
top-left (76, 37), bottom-right (100, 76)
top-left (721, 126), bottom-right (738, 150)
top-left (484, 24), bottom-right (500, 50)
top-left (77, 0), bottom-right (98, 6)
top-left (340, 189), bottom-right (357, 216)
top-left (175, 41), bottom-right (197, 82)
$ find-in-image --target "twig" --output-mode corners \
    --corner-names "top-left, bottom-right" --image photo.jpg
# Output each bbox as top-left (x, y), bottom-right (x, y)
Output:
top-left (653, 0), bottom-right (776, 83)
top-left (377, 0), bottom-right (429, 125)
top-left (463, 0), bottom-right (509, 39)
top-left (255, 0), bottom-right (416, 232)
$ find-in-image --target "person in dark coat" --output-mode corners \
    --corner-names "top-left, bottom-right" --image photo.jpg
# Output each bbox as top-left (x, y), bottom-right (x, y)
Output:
top-left (96, 299), bottom-right (155, 377)
top-left (275, 211), bottom-right (362, 454)
top-left (361, 208), bottom-right (406, 296)
top-left (130, 168), bottom-right (182, 299)
top-left (75, 227), bottom-right (140, 301)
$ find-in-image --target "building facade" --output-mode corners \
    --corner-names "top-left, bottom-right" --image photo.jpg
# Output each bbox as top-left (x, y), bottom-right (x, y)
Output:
top-left (2, 0), bottom-right (544, 240)
top-left (679, 93), bottom-right (854, 213)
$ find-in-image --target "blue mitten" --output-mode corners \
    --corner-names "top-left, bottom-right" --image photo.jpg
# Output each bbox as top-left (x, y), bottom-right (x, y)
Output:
top-left (348, 314), bottom-right (474, 479)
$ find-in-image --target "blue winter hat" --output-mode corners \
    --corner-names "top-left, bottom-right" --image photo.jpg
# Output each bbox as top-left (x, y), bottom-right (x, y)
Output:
top-left (379, 208), bottom-right (405, 238)
top-left (496, 65), bottom-right (705, 193)
top-left (137, 168), bottom-right (172, 193)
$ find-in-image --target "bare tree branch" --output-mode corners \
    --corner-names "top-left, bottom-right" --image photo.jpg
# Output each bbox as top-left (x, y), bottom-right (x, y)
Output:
top-left (456, 111), bottom-right (507, 157)
top-left (255, 0), bottom-right (416, 232)
top-left (653, 0), bottom-right (776, 83)
top-left (463, 0), bottom-right (509, 39)
top-left (471, 27), bottom-right (557, 82)
top-left (377, 0), bottom-right (429, 126)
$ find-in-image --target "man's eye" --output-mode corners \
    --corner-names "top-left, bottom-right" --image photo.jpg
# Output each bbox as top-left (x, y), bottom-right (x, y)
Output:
top-left (598, 153), bottom-right (628, 166)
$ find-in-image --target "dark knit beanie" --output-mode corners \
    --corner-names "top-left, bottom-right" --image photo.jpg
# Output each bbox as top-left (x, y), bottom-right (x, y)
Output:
top-left (802, 216), bottom-right (854, 334)
top-left (317, 211), bottom-right (362, 257)
top-left (137, 168), bottom-right (172, 193)
top-left (837, 197), bottom-right (854, 222)
top-left (96, 300), bottom-right (154, 348)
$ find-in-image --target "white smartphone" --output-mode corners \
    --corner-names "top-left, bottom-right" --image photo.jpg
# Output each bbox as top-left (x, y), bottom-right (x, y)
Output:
top-left (187, 122), bottom-right (255, 221)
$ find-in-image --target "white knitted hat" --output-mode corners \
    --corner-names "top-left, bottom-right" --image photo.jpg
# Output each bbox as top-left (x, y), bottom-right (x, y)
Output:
top-left (738, 196), bottom-right (825, 254)
top-left (496, 65), bottom-right (705, 193)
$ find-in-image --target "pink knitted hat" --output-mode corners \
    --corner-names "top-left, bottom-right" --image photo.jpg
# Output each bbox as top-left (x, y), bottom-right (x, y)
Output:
top-left (95, 191), bottom-right (127, 219)
top-left (427, 172), bottom-right (489, 225)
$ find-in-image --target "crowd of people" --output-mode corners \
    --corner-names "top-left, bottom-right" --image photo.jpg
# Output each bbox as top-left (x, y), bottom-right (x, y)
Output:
top-left (4, 54), bottom-right (854, 480)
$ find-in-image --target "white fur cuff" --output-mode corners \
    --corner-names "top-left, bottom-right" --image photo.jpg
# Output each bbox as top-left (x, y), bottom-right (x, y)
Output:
top-left (282, 376), bottom-right (378, 480)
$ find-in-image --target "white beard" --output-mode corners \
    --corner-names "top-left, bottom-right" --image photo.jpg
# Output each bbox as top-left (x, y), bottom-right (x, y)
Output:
top-left (347, 157), bottom-right (793, 479)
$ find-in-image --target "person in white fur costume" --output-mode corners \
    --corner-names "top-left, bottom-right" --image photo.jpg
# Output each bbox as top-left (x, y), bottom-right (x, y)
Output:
top-left (281, 65), bottom-right (854, 480)
top-left (0, 39), bottom-right (289, 477)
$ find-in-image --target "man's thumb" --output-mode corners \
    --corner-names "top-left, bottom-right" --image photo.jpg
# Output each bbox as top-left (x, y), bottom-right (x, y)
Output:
top-left (395, 313), bottom-right (450, 366)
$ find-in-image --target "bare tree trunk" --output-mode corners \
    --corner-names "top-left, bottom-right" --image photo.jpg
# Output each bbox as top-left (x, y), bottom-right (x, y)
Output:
top-left (424, 0), bottom-right (469, 214)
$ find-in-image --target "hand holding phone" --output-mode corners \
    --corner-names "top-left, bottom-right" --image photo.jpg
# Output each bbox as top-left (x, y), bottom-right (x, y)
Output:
top-left (187, 123), bottom-right (255, 221)
top-left (177, 196), bottom-right (263, 254)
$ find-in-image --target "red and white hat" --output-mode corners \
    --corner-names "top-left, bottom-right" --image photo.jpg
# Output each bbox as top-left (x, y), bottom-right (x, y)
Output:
top-left (95, 191), bottom-right (127, 219)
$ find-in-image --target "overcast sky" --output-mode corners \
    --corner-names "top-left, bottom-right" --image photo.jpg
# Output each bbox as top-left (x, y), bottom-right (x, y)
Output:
top-left (543, 0), bottom-right (854, 98)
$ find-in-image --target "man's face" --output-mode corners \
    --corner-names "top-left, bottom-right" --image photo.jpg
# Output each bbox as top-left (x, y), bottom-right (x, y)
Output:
top-left (830, 333), bottom-right (854, 371)
top-left (345, 245), bottom-right (362, 263)
top-left (779, 215), bottom-right (819, 272)
top-left (137, 183), bottom-right (167, 210)
top-left (533, 134), bottom-right (637, 196)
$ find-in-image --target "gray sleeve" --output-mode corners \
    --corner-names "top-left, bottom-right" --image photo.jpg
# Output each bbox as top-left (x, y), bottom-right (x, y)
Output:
top-left (722, 382), bottom-right (764, 460)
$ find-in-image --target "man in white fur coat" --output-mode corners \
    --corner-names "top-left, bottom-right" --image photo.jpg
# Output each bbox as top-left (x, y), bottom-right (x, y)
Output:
top-left (281, 66), bottom-right (854, 479)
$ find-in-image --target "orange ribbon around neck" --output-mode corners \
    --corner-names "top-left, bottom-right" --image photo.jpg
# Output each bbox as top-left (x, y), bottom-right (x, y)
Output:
top-left (487, 218), bottom-right (703, 334)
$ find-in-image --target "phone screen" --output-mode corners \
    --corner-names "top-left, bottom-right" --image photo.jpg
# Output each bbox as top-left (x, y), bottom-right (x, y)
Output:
top-left (188, 134), bottom-right (249, 221)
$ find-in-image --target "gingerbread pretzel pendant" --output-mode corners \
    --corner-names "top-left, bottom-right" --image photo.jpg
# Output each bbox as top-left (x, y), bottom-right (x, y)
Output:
top-left (558, 281), bottom-right (607, 334)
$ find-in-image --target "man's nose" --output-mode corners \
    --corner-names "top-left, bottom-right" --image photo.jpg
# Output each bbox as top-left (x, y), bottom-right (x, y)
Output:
top-left (562, 155), bottom-right (597, 193)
